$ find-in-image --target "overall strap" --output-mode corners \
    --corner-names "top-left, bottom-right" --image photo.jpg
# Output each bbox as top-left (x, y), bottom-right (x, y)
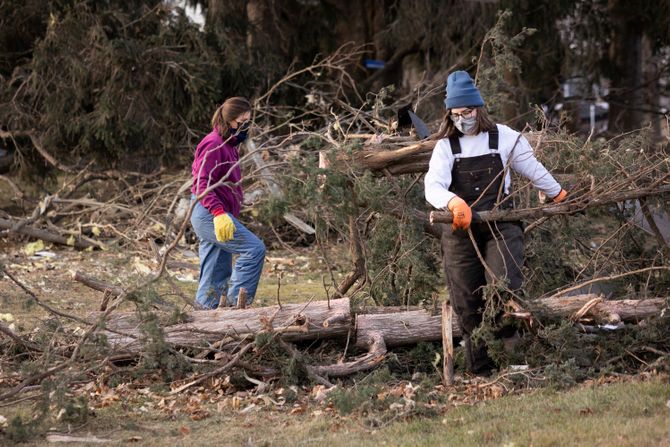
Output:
top-left (448, 135), bottom-right (462, 155)
top-left (488, 126), bottom-right (499, 151)
top-left (449, 126), bottom-right (499, 155)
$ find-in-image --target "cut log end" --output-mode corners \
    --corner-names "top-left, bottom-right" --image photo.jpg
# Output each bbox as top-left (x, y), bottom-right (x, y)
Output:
top-left (323, 312), bottom-right (348, 328)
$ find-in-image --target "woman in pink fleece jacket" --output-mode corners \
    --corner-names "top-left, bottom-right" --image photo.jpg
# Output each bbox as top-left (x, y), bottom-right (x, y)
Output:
top-left (190, 97), bottom-right (265, 309)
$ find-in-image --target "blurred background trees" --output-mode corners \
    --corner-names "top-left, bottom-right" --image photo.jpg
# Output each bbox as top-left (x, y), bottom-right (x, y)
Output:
top-left (2, 0), bottom-right (669, 172)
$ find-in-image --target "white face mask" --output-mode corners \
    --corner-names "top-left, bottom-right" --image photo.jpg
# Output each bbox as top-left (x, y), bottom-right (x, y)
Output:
top-left (452, 115), bottom-right (477, 134)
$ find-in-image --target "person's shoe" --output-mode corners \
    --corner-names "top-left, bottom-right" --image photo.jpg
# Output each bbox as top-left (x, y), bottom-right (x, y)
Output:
top-left (464, 336), bottom-right (496, 376)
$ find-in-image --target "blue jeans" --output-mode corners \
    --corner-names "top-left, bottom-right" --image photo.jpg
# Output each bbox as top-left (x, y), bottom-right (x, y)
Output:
top-left (190, 199), bottom-right (265, 309)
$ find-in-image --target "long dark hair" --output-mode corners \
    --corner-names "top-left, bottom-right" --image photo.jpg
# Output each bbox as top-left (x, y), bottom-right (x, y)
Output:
top-left (433, 106), bottom-right (496, 140)
top-left (211, 97), bottom-right (251, 137)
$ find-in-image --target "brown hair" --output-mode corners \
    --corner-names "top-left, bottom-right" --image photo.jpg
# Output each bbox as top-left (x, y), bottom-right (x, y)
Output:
top-left (211, 97), bottom-right (252, 137)
top-left (432, 106), bottom-right (497, 140)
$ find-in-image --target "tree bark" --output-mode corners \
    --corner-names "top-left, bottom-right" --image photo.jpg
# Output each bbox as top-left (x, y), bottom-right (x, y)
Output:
top-left (354, 294), bottom-right (666, 349)
top-left (355, 309), bottom-right (462, 349)
top-left (442, 301), bottom-right (454, 386)
top-left (312, 331), bottom-right (387, 378)
top-left (527, 294), bottom-right (667, 322)
top-left (351, 133), bottom-right (545, 175)
top-left (96, 298), bottom-right (352, 352)
top-left (90, 294), bottom-right (666, 372)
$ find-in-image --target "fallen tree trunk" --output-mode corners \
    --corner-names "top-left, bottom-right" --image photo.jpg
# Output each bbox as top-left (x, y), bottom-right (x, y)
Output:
top-left (93, 294), bottom-right (665, 354)
top-left (356, 295), bottom-right (666, 348)
top-left (529, 294), bottom-right (668, 322)
top-left (355, 309), bottom-right (461, 349)
top-left (352, 133), bottom-right (545, 174)
top-left (82, 291), bottom-right (667, 380)
top-left (96, 298), bottom-right (352, 352)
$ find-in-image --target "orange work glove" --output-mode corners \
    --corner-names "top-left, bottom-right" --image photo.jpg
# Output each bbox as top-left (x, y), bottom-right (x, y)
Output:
top-left (447, 196), bottom-right (472, 230)
top-left (538, 189), bottom-right (568, 204)
top-left (552, 189), bottom-right (568, 203)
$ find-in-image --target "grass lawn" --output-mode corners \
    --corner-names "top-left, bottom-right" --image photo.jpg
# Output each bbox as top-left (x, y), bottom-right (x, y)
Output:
top-left (3, 376), bottom-right (668, 446)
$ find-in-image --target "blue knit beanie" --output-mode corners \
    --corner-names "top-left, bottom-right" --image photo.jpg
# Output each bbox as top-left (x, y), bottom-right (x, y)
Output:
top-left (444, 71), bottom-right (484, 109)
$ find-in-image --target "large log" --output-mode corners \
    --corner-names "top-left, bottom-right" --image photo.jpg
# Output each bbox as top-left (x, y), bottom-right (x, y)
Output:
top-left (86, 292), bottom-right (667, 381)
top-left (355, 309), bottom-right (461, 349)
top-left (354, 294), bottom-right (667, 349)
top-left (352, 133), bottom-right (545, 174)
top-left (528, 294), bottom-right (668, 322)
top-left (95, 294), bottom-right (666, 353)
top-left (96, 298), bottom-right (352, 352)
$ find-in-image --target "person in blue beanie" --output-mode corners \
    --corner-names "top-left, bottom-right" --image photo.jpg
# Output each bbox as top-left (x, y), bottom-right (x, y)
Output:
top-left (425, 71), bottom-right (568, 374)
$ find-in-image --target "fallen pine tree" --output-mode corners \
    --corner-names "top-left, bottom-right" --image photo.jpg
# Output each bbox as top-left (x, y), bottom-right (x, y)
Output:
top-left (79, 290), bottom-right (667, 380)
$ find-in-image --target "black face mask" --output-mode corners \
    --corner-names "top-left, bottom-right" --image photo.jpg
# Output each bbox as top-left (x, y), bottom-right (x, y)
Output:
top-left (230, 121), bottom-right (249, 145)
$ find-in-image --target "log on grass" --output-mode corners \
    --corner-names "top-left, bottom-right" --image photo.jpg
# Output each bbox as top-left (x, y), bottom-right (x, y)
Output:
top-left (93, 293), bottom-right (665, 369)
top-left (355, 309), bottom-right (462, 349)
top-left (354, 294), bottom-right (667, 349)
top-left (530, 294), bottom-right (668, 322)
top-left (97, 298), bottom-right (352, 352)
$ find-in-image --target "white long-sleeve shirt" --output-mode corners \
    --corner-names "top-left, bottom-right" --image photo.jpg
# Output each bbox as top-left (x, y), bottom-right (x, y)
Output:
top-left (424, 124), bottom-right (562, 209)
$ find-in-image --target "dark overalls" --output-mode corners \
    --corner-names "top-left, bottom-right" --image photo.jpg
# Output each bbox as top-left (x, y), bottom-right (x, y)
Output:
top-left (441, 128), bottom-right (524, 373)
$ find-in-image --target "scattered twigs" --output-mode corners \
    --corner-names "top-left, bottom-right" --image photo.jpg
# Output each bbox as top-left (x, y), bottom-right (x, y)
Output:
top-left (72, 271), bottom-right (124, 297)
top-left (276, 270), bottom-right (283, 309)
top-left (337, 214), bottom-right (367, 296)
top-left (315, 220), bottom-right (343, 300)
top-left (27, 132), bottom-right (75, 173)
top-left (310, 330), bottom-right (387, 378)
top-left (277, 339), bottom-right (334, 387)
top-left (0, 217), bottom-right (97, 249)
top-left (169, 342), bottom-right (254, 395)
top-left (2, 265), bottom-right (96, 326)
top-left (638, 197), bottom-right (670, 258)
top-left (148, 239), bottom-right (193, 308)
top-left (0, 321), bottom-right (42, 352)
top-left (546, 266), bottom-right (670, 299)
top-left (0, 175), bottom-right (24, 199)
top-left (0, 281), bottom-right (127, 402)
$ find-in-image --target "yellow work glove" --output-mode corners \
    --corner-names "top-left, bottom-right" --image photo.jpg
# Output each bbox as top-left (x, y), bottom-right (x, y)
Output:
top-left (213, 213), bottom-right (235, 242)
top-left (447, 196), bottom-right (472, 231)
